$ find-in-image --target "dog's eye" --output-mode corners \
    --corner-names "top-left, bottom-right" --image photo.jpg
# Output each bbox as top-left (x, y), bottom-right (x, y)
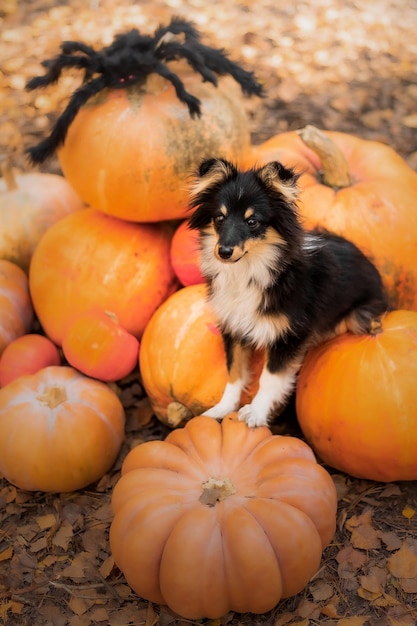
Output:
top-left (214, 214), bottom-right (225, 224)
top-left (246, 217), bottom-right (259, 229)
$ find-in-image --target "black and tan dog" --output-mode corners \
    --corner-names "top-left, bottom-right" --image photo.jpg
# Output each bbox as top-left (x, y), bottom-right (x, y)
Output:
top-left (189, 158), bottom-right (388, 427)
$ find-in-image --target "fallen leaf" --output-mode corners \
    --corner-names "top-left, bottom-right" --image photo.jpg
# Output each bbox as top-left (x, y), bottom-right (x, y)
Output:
top-left (36, 513), bottom-right (57, 530)
top-left (388, 541), bottom-right (417, 578)
top-left (337, 618), bottom-right (370, 626)
top-left (402, 505), bottom-right (416, 519)
top-left (336, 546), bottom-right (367, 579)
top-left (310, 580), bottom-right (334, 602)
top-left (52, 520), bottom-right (74, 550)
top-left (0, 545), bottom-right (13, 561)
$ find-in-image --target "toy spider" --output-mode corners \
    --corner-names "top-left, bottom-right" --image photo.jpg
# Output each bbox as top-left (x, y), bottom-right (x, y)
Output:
top-left (26, 16), bottom-right (263, 164)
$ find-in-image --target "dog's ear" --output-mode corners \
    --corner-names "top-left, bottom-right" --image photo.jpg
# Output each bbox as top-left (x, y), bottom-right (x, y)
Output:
top-left (191, 158), bottom-right (237, 201)
top-left (257, 161), bottom-right (299, 205)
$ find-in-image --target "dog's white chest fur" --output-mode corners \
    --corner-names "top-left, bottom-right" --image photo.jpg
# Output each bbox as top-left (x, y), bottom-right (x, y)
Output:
top-left (205, 256), bottom-right (288, 348)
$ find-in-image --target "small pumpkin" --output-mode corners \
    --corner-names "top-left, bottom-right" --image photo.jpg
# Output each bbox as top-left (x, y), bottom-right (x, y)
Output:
top-left (0, 161), bottom-right (84, 272)
top-left (139, 284), bottom-right (261, 427)
top-left (170, 220), bottom-right (204, 286)
top-left (62, 309), bottom-right (139, 382)
top-left (0, 334), bottom-right (61, 387)
top-left (0, 259), bottom-right (33, 356)
top-left (296, 310), bottom-right (417, 482)
top-left (29, 208), bottom-right (178, 346)
top-left (26, 20), bottom-right (261, 222)
top-left (0, 365), bottom-right (125, 492)
top-left (250, 126), bottom-right (417, 310)
top-left (110, 415), bottom-right (337, 619)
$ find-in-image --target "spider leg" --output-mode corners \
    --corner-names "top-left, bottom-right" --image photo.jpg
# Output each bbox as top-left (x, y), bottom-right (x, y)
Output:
top-left (155, 62), bottom-right (201, 117)
top-left (61, 41), bottom-right (97, 56)
top-left (157, 41), bottom-right (219, 87)
top-left (154, 17), bottom-right (201, 44)
top-left (27, 75), bottom-right (108, 164)
top-left (193, 43), bottom-right (264, 96)
top-left (26, 55), bottom-right (94, 89)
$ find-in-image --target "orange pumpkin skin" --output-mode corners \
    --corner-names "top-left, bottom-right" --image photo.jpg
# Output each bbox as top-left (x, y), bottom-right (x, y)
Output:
top-left (0, 334), bottom-right (61, 387)
top-left (110, 415), bottom-right (337, 619)
top-left (170, 220), bottom-right (204, 286)
top-left (296, 310), bottom-right (417, 482)
top-left (29, 208), bottom-right (178, 346)
top-left (0, 259), bottom-right (34, 356)
top-left (139, 284), bottom-right (262, 426)
top-left (62, 310), bottom-right (139, 382)
top-left (0, 365), bottom-right (125, 492)
top-left (250, 131), bottom-right (417, 310)
top-left (57, 71), bottom-right (251, 222)
top-left (0, 171), bottom-right (84, 272)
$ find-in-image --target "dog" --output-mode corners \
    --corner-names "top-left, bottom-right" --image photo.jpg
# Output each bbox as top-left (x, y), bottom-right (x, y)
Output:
top-left (188, 158), bottom-right (389, 428)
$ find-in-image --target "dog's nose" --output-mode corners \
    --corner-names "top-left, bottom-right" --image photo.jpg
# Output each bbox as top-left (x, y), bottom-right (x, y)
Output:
top-left (218, 245), bottom-right (234, 260)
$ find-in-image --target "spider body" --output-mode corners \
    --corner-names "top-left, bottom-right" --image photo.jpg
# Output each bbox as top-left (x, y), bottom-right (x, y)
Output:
top-left (26, 17), bottom-right (263, 164)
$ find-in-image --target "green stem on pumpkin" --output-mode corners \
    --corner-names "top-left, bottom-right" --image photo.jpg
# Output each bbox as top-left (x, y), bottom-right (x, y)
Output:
top-left (297, 125), bottom-right (352, 189)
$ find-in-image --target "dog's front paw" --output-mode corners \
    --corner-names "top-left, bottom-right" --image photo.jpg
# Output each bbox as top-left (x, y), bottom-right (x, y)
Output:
top-left (203, 405), bottom-right (228, 420)
top-left (238, 404), bottom-right (269, 428)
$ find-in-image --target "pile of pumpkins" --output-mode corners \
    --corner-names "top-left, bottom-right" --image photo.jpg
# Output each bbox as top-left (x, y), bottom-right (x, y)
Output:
top-left (1, 48), bottom-right (417, 621)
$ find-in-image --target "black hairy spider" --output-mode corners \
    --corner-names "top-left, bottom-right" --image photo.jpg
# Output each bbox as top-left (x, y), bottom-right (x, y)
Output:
top-left (26, 16), bottom-right (263, 164)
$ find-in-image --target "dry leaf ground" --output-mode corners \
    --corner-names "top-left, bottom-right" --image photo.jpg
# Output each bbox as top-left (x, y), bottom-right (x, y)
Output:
top-left (1, 1), bottom-right (417, 625)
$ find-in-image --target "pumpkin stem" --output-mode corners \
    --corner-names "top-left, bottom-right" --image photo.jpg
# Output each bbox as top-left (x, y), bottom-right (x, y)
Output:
top-left (199, 477), bottom-right (236, 507)
top-left (1, 158), bottom-right (18, 191)
top-left (297, 125), bottom-right (352, 189)
top-left (166, 401), bottom-right (193, 427)
top-left (37, 385), bottom-right (68, 409)
top-left (369, 317), bottom-right (383, 336)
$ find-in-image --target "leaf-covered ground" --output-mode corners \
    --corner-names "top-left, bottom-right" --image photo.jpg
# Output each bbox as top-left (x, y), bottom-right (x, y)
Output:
top-left (1, 1), bottom-right (417, 625)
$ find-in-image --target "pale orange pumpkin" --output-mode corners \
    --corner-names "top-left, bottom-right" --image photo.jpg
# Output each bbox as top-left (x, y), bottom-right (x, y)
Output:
top-left (296, 310), bottom-right (417, 482)
top-left (0, 334), bottom-right (61, 387)
top-left (110, 414), bottom-right (337, 619)
top-left (0, 162), bottom-right (84, 272)
top-left (0, 259), bottom-right (34, 356)
top-left (62, 309), bottom-right (139, 382)
top-left (29, 208), bottom-right (178, 346)
top-left (250, 126), bottom-right (417, 310)
top-left (0, 365), bottom-right (125, 492)
top-left (139, 284), bottom-right (262, 427)
top-left (170, 220), bottom-right (204, 286)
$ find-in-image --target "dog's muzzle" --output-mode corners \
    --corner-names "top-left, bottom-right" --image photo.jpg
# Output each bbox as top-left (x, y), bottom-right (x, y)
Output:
top-left (215, 244), bottom-right (245, 262)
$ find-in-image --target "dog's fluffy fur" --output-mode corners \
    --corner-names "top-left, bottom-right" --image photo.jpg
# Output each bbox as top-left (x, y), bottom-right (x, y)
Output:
top-left (188, 158), bottom-right (389, 427)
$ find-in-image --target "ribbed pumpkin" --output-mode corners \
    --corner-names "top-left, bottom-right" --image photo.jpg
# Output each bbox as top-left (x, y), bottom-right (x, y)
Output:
top-left (110, 415), bottom-right (337, 619)
top-left (0, 163), bottom-right (84, 272)
top-left (29, 208), bottom-right (178, 346)
top-left (296, 310), bottom-right (417, 482)
top-left (139, 284), bottom-right (262, 427)
top-left (0, 365), bottom-right (125, 492)
top-left (0, 259), bottom-right (33, 356)
top-left (250, 126), bottom-right (417, 310)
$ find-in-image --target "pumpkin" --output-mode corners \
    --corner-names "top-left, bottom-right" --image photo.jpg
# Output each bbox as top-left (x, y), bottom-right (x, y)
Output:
top-left (57, 73), bottom-right (251, 222)
top-left (0, 161), bottom-right (84, 272)
top-left (0, 365), bottom-right (125, 492)
top-left (0, 334), bottom-right (61, 387)
top-left (170, 220), bottom-right (204, 286)
top-left (296, 310), bottom-right (417, 482)
top-left (250, 126), bottom-right (417, 310)
top-left (62, 309), bottom-right (139, 382)
top-left (139, 284), bottom-right (261, 427)
top-left (110, 414), bottom-right (337, 619)
top-left (0, 259), bottom-right (34, 356)
top-left (29, 208), bottom-right (178, 346)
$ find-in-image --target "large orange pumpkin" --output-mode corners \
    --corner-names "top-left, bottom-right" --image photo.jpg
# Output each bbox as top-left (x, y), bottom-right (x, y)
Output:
top-left (139, 284), bottom-right (261, 426)
top-left (250, 126), bottom-right (417, 310)
top-left (0, 365), bottom-right (125, 492)
top-left (0, 259), bottom-right (33, 356)
top-left (29, 208), bottom-right (178, 346)
top-left (57, 72), bottom-right (251, 222)
top-left (296, 310), bottom-right (417, 482)
top-left (110, 415), bottom-right (337, 619)
top-left (0, 163), bottom-right (84, 272)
